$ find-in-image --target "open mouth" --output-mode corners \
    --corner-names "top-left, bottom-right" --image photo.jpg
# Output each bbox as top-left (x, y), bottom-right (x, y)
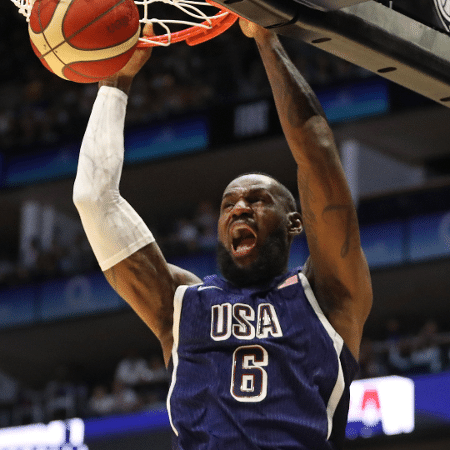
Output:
top-left (230, 223), bottom-right (257, 258)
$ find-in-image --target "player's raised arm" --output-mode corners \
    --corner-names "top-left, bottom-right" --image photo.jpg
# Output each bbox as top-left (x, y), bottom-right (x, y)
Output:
top-left (240, 20), bottom-right (372, 359)
top-left (73, 27), bottom-right (201, 365)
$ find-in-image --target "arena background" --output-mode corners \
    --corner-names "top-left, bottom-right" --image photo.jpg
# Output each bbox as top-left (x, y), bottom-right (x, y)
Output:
top-left (1, 1), bottom-right (450, 449)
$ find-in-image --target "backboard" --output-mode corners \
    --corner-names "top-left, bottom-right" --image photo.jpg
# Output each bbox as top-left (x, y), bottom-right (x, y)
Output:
top-left (212, 0), bottom-right (450, 107)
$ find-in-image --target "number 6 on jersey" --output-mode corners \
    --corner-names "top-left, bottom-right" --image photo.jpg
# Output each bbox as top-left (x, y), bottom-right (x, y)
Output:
top-left (231, 345), bottom-right (268, 402)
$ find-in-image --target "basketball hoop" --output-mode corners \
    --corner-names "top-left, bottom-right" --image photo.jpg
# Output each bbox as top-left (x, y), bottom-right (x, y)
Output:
top-left (137, 0), bottom-right (239, 46)
top-left (11, 0), bottom-right (239, 47)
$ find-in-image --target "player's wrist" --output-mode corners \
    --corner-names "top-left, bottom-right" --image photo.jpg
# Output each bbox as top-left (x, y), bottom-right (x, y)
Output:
top-left (252, 25), bottom-right (276, 43)
top-left (255, 29), bottom-right (279, 48)
top-left (99, 75), bottom-right (134, 95)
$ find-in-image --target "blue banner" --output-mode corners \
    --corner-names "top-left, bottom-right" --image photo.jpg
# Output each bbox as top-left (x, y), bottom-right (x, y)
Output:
top-left (125, 116), bottom-right (209, 164)
top-left (0, 272), bottom-right (124, 329)
top-left (318, 79), bottom-right (389, 123)
top-left (0, 285), bottom-right (35, 328)
top-left (39, 273), bottom-right (123, 321)
top-left (413, 371), bottom-right (450, 424)
top-left (3, 117), bottom-right (209, 189)
top-left (85, 407), bottom-right (169, 439)
top-left (409, 211), bottom-right (450, 260)
top-left (360, 220), bottom-right (405, 268)
top-left (4, 143), bottom-right (80, 187)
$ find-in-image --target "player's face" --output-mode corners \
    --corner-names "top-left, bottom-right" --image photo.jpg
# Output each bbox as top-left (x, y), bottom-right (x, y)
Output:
top-left (217, 174), bottom-right (291, 284)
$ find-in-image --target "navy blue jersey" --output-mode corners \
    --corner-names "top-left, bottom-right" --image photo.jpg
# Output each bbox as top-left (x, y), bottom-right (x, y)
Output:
top-left (167, 268), bottom-right (358, 450)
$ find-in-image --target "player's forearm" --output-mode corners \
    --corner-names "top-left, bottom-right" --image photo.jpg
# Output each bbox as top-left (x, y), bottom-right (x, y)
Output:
top-left (255, 32), bottom-right (326, 125)
top-left (253, 31), bottom-right (341, 172)
top-left (73, 86), bottom-right (154, 271)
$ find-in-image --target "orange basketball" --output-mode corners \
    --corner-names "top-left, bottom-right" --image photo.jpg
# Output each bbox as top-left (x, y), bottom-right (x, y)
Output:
top-left (28, 0), bottom-right (141, 83)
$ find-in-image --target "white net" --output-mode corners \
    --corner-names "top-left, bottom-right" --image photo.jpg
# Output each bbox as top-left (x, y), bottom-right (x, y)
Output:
top-left (10, 0), bottom-right (34, 21)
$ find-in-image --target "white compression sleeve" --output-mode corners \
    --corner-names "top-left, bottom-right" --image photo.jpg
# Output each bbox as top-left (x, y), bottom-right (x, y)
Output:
top-left (73, 85), bottom-right (155, 271)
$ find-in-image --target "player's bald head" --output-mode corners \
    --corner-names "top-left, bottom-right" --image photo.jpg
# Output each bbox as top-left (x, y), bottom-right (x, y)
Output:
top-left (226, 172), bottom-right (298, 214)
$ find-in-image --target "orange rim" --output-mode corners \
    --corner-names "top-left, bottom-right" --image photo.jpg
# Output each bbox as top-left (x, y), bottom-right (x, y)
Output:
top-left (137, 0), bottom-right (239, 47)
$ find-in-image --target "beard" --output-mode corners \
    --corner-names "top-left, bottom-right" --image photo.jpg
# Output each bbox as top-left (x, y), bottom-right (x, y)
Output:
top-left (217, 226), bottom-right (290, 287)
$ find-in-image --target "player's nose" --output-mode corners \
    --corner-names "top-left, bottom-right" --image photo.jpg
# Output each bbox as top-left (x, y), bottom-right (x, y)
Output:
top-left (231, 198), bottom-right (252, 217)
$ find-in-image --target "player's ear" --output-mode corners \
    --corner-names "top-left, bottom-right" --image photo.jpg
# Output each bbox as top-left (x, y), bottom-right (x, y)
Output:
top-left (287, 212), bottom-right (303, 236)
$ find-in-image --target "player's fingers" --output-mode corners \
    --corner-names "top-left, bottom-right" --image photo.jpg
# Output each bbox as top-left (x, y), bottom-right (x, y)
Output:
top-left (239, 18), bottom-right (270, 41)
top-left (142, 22), bottom-right (154, 37)
top-left (131, 23), bottom-right (153, 66)
top-left (239, 18), bottom-right (254, 38)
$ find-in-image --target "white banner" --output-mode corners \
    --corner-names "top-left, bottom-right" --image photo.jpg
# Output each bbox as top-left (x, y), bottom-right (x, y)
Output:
top-left (347, 375), bottom-right (415, 438)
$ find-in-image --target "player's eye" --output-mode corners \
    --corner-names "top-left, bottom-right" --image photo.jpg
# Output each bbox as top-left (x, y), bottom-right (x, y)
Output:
top-left (221, 202), bottom-right (234, 210)
top-left (249, 196), bottom-right (265, 205)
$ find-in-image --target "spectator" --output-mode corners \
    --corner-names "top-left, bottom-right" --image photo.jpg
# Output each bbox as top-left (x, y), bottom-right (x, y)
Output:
top-left (37, 237), bottom-right (65, 280)
top-left (11, 385), bottom-right (43, 426)
top-left (88, 384), bottom-right (116, 417)
top-left (198, 224), bottom-right (217, 252)
top-left (114, 348), bottom-right (154, 389)
top-left (20, 236), bottom-right (43, 281)
top-left (88, 380), bottom-right (143, 417)
top-left (0, 249), bottom-right (15, 287)
top-left (43, 365), bottom-right (77, 421)
top-left (110, 380), bottom-right (142, 415)
top-left (194, 200), bottom-right (218, 233)
top-left (384, 317), bottom-right (402, 342)
top-left (172, 218), bottom-right (199, 254)
top-left (61, 232), bottom-right (96, 275)
top-left (0, 370), bottom-right (18, 427)
top-left (142, 355), bottom-right (170, 404)
top-left (410, 320), bottom-right (443, 374)
top-left (357, 338), bottom-right (388, 380)
top-left (385, 318), bottom-right (412, 375)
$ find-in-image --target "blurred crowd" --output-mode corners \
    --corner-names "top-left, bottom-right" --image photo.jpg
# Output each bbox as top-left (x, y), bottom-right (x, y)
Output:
top-left (0, 231), bottom-right (97, 287)
top-left (156, 199), bottom-right (219, 257)
top-left (357, 317), bottom-right (450, 379)
top-left (0, 347), bottom-right (169, 429)
top-left (0, 199), bottom-right (220, 288)
top-left (0, 3), bottom-right (369, 157)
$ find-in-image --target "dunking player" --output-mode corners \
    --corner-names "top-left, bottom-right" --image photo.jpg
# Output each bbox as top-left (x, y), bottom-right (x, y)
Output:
top-left (73, 19), bottom-right (372, 450)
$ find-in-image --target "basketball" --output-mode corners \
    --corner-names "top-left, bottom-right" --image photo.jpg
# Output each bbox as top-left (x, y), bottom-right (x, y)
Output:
top-left (28, 0), bottom-right (141, 83)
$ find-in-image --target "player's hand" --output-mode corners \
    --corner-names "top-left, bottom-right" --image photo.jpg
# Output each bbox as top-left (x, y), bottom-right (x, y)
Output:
top-left (116, 23), bottom-right (154, 78)
top-left (99, 23), bottom-right (153, 94)
top-left (239, 18), bottom-right (270, 40)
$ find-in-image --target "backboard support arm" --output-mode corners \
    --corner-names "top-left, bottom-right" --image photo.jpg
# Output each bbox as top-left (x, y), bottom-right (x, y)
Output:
top-left (216, 0), bottom-right (450, 107)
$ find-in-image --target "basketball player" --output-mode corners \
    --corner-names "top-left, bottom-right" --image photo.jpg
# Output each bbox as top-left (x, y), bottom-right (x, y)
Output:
top-left (73, 20), bottom-right (372, 450)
